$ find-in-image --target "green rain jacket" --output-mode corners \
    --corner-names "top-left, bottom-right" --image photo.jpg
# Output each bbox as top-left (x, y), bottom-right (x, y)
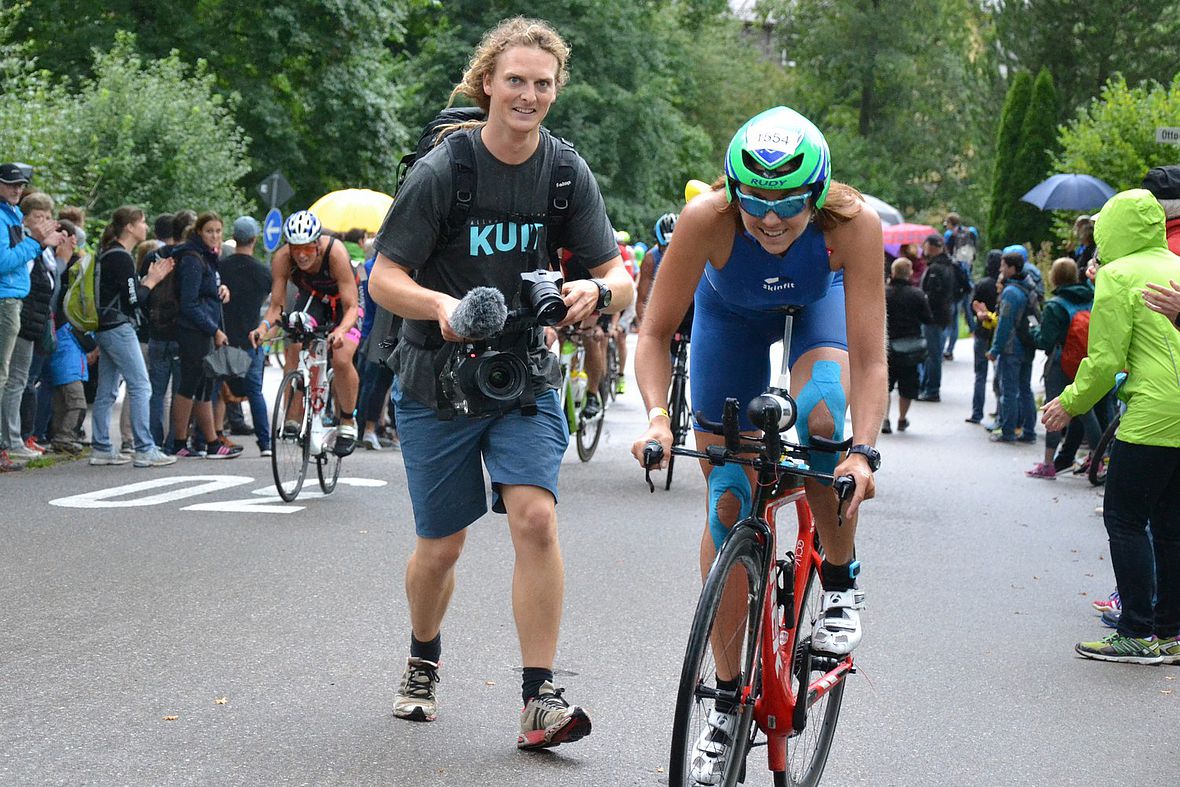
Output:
top-left (1059, 189), bottom-right (1180, 447)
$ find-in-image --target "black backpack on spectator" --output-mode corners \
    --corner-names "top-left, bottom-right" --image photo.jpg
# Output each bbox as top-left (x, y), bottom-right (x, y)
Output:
top-left (148, 268), bottom-right (181, 335)
top-left (394, 105), bottom-right (578, 262)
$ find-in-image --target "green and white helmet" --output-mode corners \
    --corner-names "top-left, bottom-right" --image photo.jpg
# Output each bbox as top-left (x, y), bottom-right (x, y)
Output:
top-left (724, 106), bottom-right (832, 209)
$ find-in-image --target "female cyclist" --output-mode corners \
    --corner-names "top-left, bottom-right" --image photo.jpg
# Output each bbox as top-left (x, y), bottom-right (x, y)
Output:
top-left (632, 105), bottom-right (886, 654)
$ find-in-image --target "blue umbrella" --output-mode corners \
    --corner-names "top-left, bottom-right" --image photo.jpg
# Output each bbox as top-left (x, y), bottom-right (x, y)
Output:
top-left (1020, 174), bottom-right (1116, 211)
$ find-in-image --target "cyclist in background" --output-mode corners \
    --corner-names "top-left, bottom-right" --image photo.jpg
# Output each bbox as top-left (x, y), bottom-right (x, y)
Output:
top-left (250, 210), bottom-right (362, 457)
top-left (560, 248), bottom-right (610, 419)
top-left (635, 212), bottom-right (693, 341)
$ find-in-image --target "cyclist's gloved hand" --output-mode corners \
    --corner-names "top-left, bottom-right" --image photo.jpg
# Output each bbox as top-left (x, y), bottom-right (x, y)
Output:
top-left (288, 311), bottom-right (318, 334)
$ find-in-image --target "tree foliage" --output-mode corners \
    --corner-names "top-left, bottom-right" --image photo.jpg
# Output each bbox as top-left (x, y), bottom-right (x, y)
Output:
top-left (988, 70), bottom-right (1032, 244)
top-left (1054, 74), bottom-right (1180, 193)
top-left (991, 0), bottom-right (1180, 115)
top-left (758, 0), bottom-right (997, 226)
top-left (1005, 68), bottom-right (1059, 248)
top-left (0, 33), bottom-right (252, 221)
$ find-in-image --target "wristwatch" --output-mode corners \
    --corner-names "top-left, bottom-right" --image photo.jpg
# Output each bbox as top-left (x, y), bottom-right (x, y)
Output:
top-left (847, 444), bottom-right (881, 472)
top-left (591, 278), bottom-right (612, 311)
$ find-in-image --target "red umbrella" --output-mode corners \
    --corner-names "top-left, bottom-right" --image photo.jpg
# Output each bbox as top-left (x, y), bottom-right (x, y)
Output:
top-left (881, 222), bottom-right (936, 246)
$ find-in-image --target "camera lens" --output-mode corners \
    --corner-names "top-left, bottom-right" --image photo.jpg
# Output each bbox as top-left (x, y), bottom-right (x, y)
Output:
top-left (520, 272), bottom-right (568, 326)
top-left (477, 354), bottom-right (527, 400)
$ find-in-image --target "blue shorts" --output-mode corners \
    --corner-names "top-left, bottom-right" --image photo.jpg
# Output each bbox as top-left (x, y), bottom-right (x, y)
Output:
top-left (691, 275), bottom-right (847, 432)
top-left (392, 384), bottom-right (569, 538)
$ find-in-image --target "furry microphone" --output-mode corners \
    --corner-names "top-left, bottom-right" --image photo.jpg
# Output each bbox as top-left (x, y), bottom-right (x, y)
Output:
top-left (449, 286), bottom-right (508, 340)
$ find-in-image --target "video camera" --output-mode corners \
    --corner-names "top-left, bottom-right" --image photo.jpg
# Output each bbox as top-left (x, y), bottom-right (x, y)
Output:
top-left (439, 270), bottom-right (567, 418)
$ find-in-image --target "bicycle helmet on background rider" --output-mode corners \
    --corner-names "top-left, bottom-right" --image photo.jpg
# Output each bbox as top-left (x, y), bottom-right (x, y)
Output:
top-left (283, 210), bottom-right (322, 245)
top-left (724, 105), bottom-right (831, 210)
top-left (654, 212), bottom-right (677, 247)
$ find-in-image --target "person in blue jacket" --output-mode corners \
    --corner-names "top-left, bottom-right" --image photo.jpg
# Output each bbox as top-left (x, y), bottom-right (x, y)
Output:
top-left (0, 162), bottom-right (65, 470)
top-left (986, 251), bottom-right (1038, 443)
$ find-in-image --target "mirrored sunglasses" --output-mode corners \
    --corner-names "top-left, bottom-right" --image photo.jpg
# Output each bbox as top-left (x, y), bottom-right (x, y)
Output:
top-left (735, 190), bottom-right (810, 220)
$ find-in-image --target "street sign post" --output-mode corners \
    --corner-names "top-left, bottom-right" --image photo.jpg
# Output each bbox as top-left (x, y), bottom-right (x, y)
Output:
top-left (1156, 127), bottom-right (1180, 145)
top-left (263, 208), bottom-right (283, 253)
top-left (257, 171), bottom-right (295, 209)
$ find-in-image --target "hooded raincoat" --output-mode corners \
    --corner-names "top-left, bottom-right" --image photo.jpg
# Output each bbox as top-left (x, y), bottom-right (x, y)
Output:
top-left (1058, 189), bottom-right (1180, 447)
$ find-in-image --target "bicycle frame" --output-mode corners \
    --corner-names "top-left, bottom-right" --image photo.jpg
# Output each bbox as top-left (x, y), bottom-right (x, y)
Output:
top-left (757, 490), bottom-right (854, 772)
top-left (294, 334), bottom-right (335, 457)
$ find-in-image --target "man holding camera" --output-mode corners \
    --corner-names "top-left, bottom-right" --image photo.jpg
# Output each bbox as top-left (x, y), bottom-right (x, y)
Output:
top-left (368, 21), bottom-right (633, 750)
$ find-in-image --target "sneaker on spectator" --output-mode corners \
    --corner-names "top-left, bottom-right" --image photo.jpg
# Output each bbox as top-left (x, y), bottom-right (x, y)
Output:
top-left (989, 433), bottom-right (1016, 443)
top-left (51, 440), bottom-right (83, 455)
top-left (206, 442), bottom-right (243, 459)
top-left (1157, 636), bottom-right (1180, 665)
top-left (881, 419), bottom-right (892, 434)
top-left (1016, 433), bottom-right (1038, 444)
top-left (897, 418), bottom-right (909, 432)
top-left (259, 443), bottom-right (273, 457)
top-left (174, 445), bottom-right (206, 458)
top-left (393, 658), bottom-right (440, 722)
top-left (0, 450), bottom-right (24, 472)
top-left (1075, 632), bottom-right (1161, 664)
top-left (1092, 590), bottom-right (1120, 614)
top-left (24, 436), bottom-right (47, 454)
top-left (134, 448), bottom-right (178, 467)
top-left (1025, 462), bottom-right (1056, 480)
top-left (90, 450), bottom-right (131, 466)
top-left (1100, 609), bottom-right (1121, 629)
top-left (216, 433), bottom-right (242, 450)
top-left (1073, 454), bottom-right (1092, 475)
top-left (362, 431), bottom-right (382, 451)
top-left (8, 443), bottom-right (41, 460)
top-left (517, 681), bottom-right (591, 750)
top-left (117, 445), bottom-right (134, 458)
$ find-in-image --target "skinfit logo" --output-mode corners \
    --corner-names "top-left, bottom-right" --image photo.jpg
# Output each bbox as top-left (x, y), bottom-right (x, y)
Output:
top-left (763, 277), bottom-right (796, 292)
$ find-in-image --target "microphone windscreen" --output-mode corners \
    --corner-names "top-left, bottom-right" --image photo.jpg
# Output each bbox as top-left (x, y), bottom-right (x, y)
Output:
top-left (450, 286), bottom-right (508, 340)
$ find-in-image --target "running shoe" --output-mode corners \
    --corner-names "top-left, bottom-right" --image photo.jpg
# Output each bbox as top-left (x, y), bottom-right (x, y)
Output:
top-left (24, 436), bottom-right (47, 454)
top-left (812, 588), bottom-right (866, 655)
top-left (7, 443), bottom-right (40, 460)
top-left (205, 442), bottom-right (243, 459)
top-left (1157, 636), bottom-right (1180, 665)
top-left (89, 450), bottom-right (131, 466)
top-left (615, 378), bottom-right (626, 395)
top-left (897, 418), bottom-right (909, 432)
top-left (362, 432), bottom-right (382, 451)
top-left (1091, 590), bottom-right (1121, 614)
top-left (333, 423), bottom-right (357, 457)
top-left (216, 434), bottom-right (242, 450)
top-left (133, 448), bottom-right (177, 467)
top-left (690, 708), bottom-right (738, 785)
top-left (1100, 609), bottom-right (1121, 629)
top-left (173, 446), bottom-right (206, 458)
top-left (881, 419), bottom-right (892, 434)
top-left (393, 658), bottom-right (440, 722)
top-left (1075, 633), bottom-right (1161, 664)
top-left (1025, 462), bottom-right (1056, 480)
top-left (0, 450), bottom-right (24, 472)
top-left (51, 440), bottom-right (83, 455)
top-left (517, 681), bottom-right (591, 750)
top-left (259, 446), bottom-right (273, 457)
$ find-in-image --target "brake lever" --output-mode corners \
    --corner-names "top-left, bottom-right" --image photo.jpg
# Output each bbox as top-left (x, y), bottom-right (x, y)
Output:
top-left (642, 441), bottom-right (664, 493)
top-left (833, 474), bottom-right (856, 527)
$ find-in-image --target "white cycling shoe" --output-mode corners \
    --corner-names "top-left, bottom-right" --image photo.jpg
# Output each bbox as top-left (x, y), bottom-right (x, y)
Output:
top-left (690, 708), bottom-right (737, 785)
top-left (811, 588), bottom-right (866, 656)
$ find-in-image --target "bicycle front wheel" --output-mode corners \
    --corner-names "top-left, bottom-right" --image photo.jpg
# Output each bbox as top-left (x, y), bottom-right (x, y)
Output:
top-left (1088, 414), bottom-right (1119, 486)
top-left (317, 372), bottom-right (342, 494)
top-left (272, 371), bottom-right (310, 502)
top-left (605, 337), bottom-right (620, 401)
top-left (669, 526), bottom-right (766, 787)
top-left (780, 563), bottom-right (847, 787)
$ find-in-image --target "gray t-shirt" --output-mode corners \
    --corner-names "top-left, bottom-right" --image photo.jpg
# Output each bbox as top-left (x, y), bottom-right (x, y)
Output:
top-left (373, 127), bottom-right (617, 410)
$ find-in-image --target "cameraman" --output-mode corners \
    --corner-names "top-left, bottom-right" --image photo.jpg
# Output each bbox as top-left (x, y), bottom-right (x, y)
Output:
top-left (368, 18), bottom-right (633, 750)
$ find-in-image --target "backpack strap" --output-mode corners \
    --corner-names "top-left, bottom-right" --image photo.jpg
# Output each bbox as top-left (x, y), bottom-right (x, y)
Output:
top-left (440, 131), bottom-right (477, 248)
top-left (544, 138), bottom-right (578, 269)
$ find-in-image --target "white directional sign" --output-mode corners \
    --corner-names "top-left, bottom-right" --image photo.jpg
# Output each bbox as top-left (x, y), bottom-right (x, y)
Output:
top-left (1156, 127), bottom-right (1180, 145)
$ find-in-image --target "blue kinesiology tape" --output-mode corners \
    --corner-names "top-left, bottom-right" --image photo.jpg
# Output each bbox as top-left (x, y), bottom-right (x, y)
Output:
top-left (795, 360), bottom-right (847, 481)
top-left (707, 463), bottom-right (752, 549)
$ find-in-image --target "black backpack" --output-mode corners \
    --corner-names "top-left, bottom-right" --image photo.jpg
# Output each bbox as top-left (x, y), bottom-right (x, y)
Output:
top-left (394, 105), bottom-right (578, 265)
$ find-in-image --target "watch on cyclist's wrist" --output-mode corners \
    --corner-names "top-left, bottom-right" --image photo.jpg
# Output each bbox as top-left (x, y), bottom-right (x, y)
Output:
top-left (591, 278), bottom-right (612, 311)
top-left (847, 444), bottom-right (881, 472)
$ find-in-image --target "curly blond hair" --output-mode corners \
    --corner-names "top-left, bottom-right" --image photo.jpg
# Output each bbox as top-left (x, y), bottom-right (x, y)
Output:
top-left (448, 17), bottom-right (570, 116)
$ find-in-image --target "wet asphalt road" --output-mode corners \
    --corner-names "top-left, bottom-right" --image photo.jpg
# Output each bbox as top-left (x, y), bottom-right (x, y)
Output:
top-left (2, 336), bottom-right (1177, 786)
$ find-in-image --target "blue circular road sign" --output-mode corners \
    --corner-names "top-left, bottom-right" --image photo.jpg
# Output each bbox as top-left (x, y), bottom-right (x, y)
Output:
top-left (263, 208), bottom-right (283, 253)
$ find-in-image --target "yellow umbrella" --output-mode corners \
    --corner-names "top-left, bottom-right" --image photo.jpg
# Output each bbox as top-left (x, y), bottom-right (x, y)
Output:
top-left (308, 188), bottom-right (394, 233)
